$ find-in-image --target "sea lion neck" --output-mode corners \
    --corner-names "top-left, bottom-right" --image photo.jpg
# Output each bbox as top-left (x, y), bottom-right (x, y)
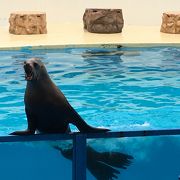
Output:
top-left (26, 73), bottom-right (52, 89)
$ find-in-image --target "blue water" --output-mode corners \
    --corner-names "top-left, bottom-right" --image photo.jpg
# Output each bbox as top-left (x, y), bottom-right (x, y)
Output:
top-left (0, 46), bottom-right (180, 135)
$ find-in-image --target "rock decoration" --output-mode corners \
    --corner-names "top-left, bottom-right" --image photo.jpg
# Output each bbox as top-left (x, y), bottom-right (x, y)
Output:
top-left (83, 9), bottom-right (124, 33)
top-left (160, 12), bottom-right (180, 34)
top-left (9, 11), bottom-right (47, 35)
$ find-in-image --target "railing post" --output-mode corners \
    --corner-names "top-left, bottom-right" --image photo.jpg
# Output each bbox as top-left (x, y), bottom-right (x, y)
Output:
top-left (72, 134), bottom-right (87, 180)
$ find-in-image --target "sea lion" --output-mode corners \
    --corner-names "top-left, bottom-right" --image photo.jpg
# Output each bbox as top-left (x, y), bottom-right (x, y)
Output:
top-left (10, 58), bottom-right (110, 135)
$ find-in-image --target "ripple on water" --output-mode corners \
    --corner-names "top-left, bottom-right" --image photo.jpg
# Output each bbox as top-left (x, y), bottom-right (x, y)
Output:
top-left (0, 47), bottom-right (180, 135)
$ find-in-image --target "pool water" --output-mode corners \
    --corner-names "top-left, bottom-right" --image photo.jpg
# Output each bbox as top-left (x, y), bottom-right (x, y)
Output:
top-left (0, 46), bottom-right (180, 135)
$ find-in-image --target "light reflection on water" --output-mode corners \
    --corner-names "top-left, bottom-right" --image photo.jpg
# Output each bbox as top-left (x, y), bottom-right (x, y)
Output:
top-left (0, 46), bottom-right (180, 135)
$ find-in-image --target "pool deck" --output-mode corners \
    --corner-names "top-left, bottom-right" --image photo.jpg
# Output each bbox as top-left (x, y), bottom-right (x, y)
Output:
top-left (0, 23), bottom-right (180, 49)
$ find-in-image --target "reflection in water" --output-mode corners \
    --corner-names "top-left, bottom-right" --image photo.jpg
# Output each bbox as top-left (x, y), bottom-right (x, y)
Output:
top-left (80, 49), bottom-right (124, 82)
top-left (82, 49), bottom-right (140, 58)
top-left (82, 50), bottom-right (124, 58)
top-left (54, 144), bottom-right (133, 180)
top-left (80, 49), bottom-right (140, 81)
top-left (82, 49), bottom-right (123, 66)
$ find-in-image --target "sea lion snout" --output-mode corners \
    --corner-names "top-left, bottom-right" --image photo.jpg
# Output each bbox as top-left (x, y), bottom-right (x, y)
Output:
top-left (24, 59), bottom-right (40, 81)
top-left (23, 58), bottom-right (46, 81)
top-left (24, 62), bottom-right (33, 81)
top-left (24, 63), bottom-right (32, 73)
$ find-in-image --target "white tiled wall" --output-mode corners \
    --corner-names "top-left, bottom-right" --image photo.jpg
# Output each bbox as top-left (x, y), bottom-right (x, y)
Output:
top-left (0, 0), bottom-right (180, 26)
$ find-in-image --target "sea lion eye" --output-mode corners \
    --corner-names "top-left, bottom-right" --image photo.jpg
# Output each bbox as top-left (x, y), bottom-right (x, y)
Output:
top-left (33, 62), bottom-right (39, 68)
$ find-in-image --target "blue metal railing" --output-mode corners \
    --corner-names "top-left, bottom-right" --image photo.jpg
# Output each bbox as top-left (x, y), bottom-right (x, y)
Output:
top-left (1, 129), bottom-right (180, 180)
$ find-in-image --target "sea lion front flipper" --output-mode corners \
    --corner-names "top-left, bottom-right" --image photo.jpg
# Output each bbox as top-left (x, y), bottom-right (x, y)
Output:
top-left (9, 129), bottom-right (35, 135)
top-left (10, 108), bottom-right (36, 135)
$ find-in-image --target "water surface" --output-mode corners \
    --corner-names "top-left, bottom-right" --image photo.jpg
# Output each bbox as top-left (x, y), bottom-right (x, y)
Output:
top-left (0, 46), bottom-right (180, 135)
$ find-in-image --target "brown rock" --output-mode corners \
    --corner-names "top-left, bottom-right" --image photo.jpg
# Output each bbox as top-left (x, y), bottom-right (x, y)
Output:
top-left (160, 12), bottom-right (180, 34)
top-left (9, 11), bottom-right (47, 35)
top-left (83, 9), bottom-right (124, 33)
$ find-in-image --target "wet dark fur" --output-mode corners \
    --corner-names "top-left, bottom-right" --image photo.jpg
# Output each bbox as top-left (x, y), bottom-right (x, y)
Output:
top-left (10, 58), bottom-right (110, 135)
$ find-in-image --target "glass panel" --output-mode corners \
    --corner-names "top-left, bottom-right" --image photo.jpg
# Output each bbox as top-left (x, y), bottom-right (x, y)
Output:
top-left (0, 140), bottom-right (72, 180)
top-left (86, 136), bottom-right (180, 180)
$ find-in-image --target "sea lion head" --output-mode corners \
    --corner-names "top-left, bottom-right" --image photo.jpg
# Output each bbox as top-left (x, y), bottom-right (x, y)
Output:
top-left (24, 58), bottom-right (47, 81)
